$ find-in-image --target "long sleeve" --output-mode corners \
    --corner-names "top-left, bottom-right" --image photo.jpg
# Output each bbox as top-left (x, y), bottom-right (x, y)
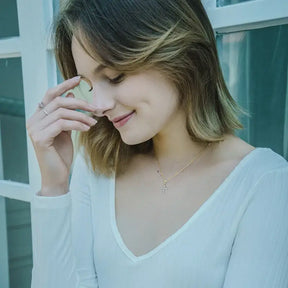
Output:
top-left (31, 153), bottom-right (98, 288)
top-left (223, 166), bottom-right (288, 288)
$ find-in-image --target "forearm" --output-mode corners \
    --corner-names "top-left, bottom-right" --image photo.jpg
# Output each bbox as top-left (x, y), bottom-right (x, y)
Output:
top-left (31, 192), bottom-right (77, 288)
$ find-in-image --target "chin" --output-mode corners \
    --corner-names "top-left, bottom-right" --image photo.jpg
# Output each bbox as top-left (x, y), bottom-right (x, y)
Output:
top-left (119, 132), bottom-right (152, 146)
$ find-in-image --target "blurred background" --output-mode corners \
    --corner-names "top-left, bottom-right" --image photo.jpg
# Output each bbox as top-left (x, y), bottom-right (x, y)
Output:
top-left (0, 0), bottom-right (287, 287)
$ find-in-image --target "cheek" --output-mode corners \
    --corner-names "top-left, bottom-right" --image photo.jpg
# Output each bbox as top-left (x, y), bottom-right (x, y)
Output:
top-left (116, 84), bottom-right (136, 106)
top-left (117, 74), bottom-right (179, 116)
top-left (116, 88), bottom-right (148, 109)
top-left (116, 75), bottom-right (153, 103)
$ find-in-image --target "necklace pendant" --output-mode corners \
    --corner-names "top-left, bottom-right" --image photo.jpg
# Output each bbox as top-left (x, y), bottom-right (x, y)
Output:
top-left (161, 181), bottom-right (168, 193)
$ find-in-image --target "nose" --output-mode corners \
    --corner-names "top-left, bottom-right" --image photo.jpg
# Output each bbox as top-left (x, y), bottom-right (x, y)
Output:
top-left (90, 83), bottom-right (115, 117)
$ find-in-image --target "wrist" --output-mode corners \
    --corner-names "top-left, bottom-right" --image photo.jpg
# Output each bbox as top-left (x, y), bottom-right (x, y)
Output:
top-left (40, 182), bottom-right (69, 197)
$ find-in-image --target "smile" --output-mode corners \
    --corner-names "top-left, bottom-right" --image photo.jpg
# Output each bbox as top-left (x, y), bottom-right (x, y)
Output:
top-left (112, 111), bottom-right (135, 128)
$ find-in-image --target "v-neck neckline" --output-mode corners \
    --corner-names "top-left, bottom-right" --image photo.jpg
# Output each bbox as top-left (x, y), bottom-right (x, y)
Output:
top-left (109, 148), bottom-right (268, 263)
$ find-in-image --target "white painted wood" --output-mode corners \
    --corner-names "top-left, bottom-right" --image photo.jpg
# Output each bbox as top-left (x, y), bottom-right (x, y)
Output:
top-left (15, 0), bottom-right (58, 200)
top-left (0, 181), bottom-right (31, 202)
top-left (0, 0), bottom-right (58, 201)
top-left (0, 37), bottom-right (21, 59)
top-left (0, 197), bottom-right (10, 288)
top-left (206, 0), bottom-right (288, 33)
top-left (202, 0), bottom-right (216, 9)
top-left (44, 0), bottom-right (56, 50)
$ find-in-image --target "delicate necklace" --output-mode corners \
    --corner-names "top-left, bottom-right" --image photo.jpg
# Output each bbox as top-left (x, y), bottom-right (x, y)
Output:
top-left (156, 144), bottom-right (209, 193)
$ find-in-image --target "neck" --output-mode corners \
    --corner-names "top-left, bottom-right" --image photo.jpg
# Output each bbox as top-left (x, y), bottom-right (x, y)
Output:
top-left (152, 113), bottom-right (207, 171)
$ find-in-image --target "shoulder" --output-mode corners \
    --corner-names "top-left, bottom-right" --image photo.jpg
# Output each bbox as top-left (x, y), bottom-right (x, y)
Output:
top-left (241, 149), bottom-right (288, 208)
top-left (245, 148), bottom-right (287, 176)
top-left (243, 165), bottom-right (288, 226)
top-left (215, 134), bottom-right (287, 174)
top-left (233, 148), bottom-right (287, 194)
top-left (253, 155), bottom-right (288, 190)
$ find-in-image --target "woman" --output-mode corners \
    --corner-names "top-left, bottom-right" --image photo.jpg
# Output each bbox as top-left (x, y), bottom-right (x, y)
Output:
top-left (27, 0), bottom-right (288, 287)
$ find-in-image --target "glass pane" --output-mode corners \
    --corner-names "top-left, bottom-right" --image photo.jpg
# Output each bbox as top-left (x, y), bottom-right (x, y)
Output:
top-left (0, 0), bottom-right (19, 38)
top-left (0, 58), bottom-right (29, 183)
top-left (217, 0), bottom-right (255, 7)
top-left (0, 197), bottom-right (32, 288)
top-left (53, 0), bottom-right (67, 15)
top-left (216, 25), bottom-right (288, 158)
top-left (53, 0), bottom-right (60, 15)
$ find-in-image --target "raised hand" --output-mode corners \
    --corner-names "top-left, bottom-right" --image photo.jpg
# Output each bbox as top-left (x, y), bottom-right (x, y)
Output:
top-left (26, 76), bottom-right (97, 196)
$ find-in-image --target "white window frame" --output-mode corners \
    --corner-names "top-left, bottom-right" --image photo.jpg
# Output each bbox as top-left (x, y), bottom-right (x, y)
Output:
top-left (0, 0), bottom-right (54, 202)
top-left (204, 0), bottom-right (288, 33)
top-left (0, 0), bottom-right (287, 203)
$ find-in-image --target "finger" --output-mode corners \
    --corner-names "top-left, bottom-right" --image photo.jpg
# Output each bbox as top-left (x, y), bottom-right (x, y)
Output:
top-left (32, 119), bottom-right (92, 149)
top-left (42, 76), bottom-right (81, 106)
top-left (36, 101), bottom-right (46, 112)
top-left (44, 119), bottom-right (91, 140)
top-left (65, 92), bottom-right (75, 99)
top-left (34, 96), bottom-right (97, 122)
top-left (35, 108), bottom-right (97, 132)
top-left (47, 96), bottom-right (97, 115)
top-left (27, 77), bottom-right (84, 125)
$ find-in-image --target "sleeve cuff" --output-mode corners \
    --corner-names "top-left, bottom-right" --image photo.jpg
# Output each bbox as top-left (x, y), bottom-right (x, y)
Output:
top-left (32, 191), bottom-right (71, 209)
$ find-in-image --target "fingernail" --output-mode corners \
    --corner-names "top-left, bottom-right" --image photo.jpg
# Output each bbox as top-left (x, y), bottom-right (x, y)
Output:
top-left (65, 92), bottom-right (74, 98)
top-left (72, 76), bottom-right (81, 82)
top-left (89, 104), bottom-right (97, 110)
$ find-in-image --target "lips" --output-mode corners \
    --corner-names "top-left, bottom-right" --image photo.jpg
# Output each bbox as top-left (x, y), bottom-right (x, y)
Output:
top-left (112, 111), bottom-right (135, 128)
top-left (112, 111), bottom-right (135, 123)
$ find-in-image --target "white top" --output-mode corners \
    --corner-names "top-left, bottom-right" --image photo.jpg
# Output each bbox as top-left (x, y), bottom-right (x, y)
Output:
top-left (31, 148), bottom-right (288, 288)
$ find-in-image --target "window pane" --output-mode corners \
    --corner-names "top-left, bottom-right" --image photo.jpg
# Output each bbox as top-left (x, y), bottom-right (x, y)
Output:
top-left (0, 58), bottom-right (29, 183)
top-left (217, 0), bottom-right (255, 7)
top-left (2, 197), bottom-right (32, 288)
top-left (0, 0), bottom-right (19, 38)
top-left (53, 0), bottom-right (67, 15)
top-left (216, 25), bottom-right (288, 158)
top-left (53, 0), bottom-right (60, 15)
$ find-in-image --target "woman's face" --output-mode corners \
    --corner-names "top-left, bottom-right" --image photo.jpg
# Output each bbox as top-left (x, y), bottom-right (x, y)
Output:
top-left (71, 37), bottom-right (185, 145)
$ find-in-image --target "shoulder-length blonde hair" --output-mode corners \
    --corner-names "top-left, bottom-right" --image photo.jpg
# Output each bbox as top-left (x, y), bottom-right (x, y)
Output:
top-left (53, 0), bottom-right (243, 177)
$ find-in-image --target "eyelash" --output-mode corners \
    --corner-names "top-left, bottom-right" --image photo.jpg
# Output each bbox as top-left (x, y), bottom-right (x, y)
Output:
top-left (109, 73), bottom-right (125, 84)
top-left (79, 73), bottom-right (125, 91)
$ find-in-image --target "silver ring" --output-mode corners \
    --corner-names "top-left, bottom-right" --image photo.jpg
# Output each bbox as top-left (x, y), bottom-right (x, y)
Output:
top-left (43, 108), bottom-right (49, 116)
top-left (38, 102), bottom-right (45, 109)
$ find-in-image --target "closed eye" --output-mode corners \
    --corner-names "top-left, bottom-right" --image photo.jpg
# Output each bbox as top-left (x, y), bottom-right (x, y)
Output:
top-left (109, 73), bottom-right (125, 84)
